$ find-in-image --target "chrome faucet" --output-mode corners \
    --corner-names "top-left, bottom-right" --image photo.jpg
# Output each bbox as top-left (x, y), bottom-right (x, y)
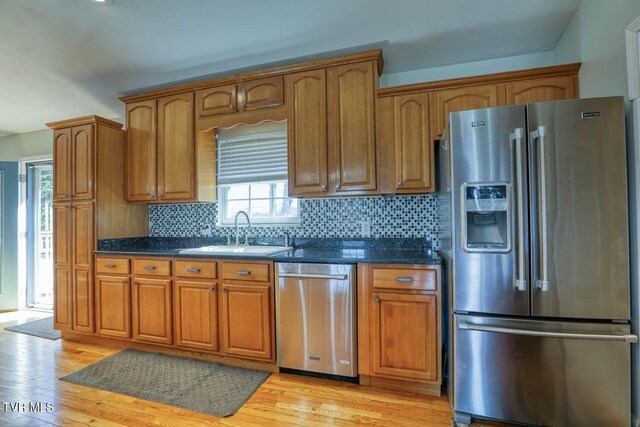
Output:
top-left (234, 211), bottom-right (251, 245)
top-left (282, 231), bottom-right (291, 247)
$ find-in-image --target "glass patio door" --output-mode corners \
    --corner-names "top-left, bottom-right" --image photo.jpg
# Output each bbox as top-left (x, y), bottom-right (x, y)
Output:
top-left (26, 162), bottom-right (53, 309)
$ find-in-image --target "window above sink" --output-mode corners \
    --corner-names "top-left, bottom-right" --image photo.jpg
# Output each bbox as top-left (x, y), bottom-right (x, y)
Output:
top-left (216, 121), bottom-right (300, 226)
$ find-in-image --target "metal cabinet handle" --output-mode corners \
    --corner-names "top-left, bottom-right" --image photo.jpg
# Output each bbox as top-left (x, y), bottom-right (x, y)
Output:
top-left (373, 297), bottom-right (380, 303)
top-left (229, 104), bottom-right (234, 109)
top-left (459, 322), bottom-right (639, 343)
top-left (321, 184), bottom-right (327, 190)
top-left (143, 265), bottom-right (156, 271)
top-left (511, 127), bottom-right (528, 292)
top-left (397, 180), bottom-right (403, 187)
top-left (186, 268), bottom-right (200, 273)
top-left (395, 277), bottom-right (413, 283)
top-left (208, 287), bottom-right (215, 292)
top-left (236, 270), bottom-right (251, 276)
top-left (221, 287), bottom-right (227, 292)
top-left (121, 280), bottom-right (128, 284)
top-left (104, 264), bottom-right (116, 268)
top-left (241, 102), bottom-right (246, 109)
top-left (336, 183), bottom-right (341, 189)
top-left (531, 125), bottom-right (550, 292)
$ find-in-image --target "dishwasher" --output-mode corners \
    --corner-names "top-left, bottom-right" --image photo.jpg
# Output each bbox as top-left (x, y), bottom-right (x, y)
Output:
top-left (275, 263), bottom-right (357, 378)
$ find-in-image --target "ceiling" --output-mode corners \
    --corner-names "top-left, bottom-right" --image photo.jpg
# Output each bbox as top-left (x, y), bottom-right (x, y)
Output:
top-left (0, 0), bottom-right (581, 137)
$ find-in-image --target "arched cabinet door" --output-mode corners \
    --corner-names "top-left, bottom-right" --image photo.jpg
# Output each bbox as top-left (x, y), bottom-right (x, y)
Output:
top-left (53, 129), bottom-right (72, 201)
top-left (71, 124), bottom-right (94, 200)
top-left (125, 100), bottom-right (157, 202)
top-left (432, 84), bottom-right (504, 140)
top-left (286, 69), bottom-right (329, 196)
top-left (157, 92), bottom-right (195, 201)
top-left (506, 76), bottom-right (578, 105)
top-left (327, 61), bottom-right (377, 194)
top-left (239, 76), bottom-right (284, 111)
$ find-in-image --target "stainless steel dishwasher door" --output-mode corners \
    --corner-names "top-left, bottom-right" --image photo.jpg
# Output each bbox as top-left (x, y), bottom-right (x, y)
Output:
top-left (276, 263), bottom-right (357, 377)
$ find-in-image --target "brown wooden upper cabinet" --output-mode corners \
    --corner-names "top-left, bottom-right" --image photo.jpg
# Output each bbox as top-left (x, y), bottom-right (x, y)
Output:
top-left (432, 84), bottom-right (504, 141)
top-left (53, 125), bottom-right (94, 201)
top-left (195, 76), bottom-right (284, 119)
top-left (505, 75), bottom-right (578, 105)
top-left (126, 94), bottom-right (214, 203)
top-left (378, 93), bottom-right (433, 194)
top-left (288, 60), bottom-right (378, 197)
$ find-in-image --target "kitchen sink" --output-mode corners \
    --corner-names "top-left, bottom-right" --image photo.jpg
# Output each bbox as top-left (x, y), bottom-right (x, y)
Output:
top-left (178, 245), bottom-right (293, 256)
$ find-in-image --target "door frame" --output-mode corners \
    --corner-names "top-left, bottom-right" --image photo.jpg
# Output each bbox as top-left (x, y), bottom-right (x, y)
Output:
top-left (18, 155), bottom-right (53, 310)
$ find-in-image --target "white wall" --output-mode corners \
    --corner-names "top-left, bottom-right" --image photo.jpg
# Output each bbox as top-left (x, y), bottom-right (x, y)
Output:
top-left (380, 51), bottom-right (555, 87)
top-left (554, 0), bottom-right (640, 99)
top-left (0, 129), bottom-right (52, 161)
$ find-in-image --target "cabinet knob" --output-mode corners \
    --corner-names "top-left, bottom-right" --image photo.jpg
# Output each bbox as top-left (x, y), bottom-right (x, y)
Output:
top-left (241, 102), bottom-right (246, 109)
top-left (229, 104), bottom-right (234, 109)
top-left (121, 280), bottom-right (128, 284)
top-left (373, 297), bottom-right (379, 303)
top-left (186, 268), bottom-right (200, 273)
top-left (149, 195), bottom-right (155, 199)
top-left (321, 184), bottom-right (326, 190)
top-left (208, 287), bottom-right (215, 292)
top-left (397, 180), bottom-right (404, 187)
top-left (221, 287), bottom-right (227, 292)
top-left (336, 183), bottom-right (341, 189)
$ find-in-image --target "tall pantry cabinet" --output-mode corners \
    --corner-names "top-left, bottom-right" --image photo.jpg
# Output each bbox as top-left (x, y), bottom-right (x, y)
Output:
top-left (47, 116), bottom-right (149, 333)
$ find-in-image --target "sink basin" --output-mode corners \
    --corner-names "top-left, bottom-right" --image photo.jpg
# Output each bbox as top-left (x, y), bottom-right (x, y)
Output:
top-left (178, 245), bottom-right (293, 256)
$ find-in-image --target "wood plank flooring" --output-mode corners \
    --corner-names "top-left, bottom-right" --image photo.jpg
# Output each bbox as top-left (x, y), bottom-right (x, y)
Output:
top-left (0, 311), bottom-right (505, 426)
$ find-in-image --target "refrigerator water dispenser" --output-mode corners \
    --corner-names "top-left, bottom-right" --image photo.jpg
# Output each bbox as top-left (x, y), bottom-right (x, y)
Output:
top-left (461, 183), bottom-right (510, 252)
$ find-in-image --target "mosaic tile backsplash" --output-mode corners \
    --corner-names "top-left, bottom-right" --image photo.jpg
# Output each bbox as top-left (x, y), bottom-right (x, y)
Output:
top-left (149, 195), bottom-right (439, 247)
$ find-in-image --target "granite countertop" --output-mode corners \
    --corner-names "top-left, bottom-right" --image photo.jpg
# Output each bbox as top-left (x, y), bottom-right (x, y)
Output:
top-left (95, 237), bottom-right (441, 265)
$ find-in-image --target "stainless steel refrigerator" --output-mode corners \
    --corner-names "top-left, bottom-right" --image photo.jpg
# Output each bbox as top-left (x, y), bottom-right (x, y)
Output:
top-left (437, 97), bottom-right (638, 427)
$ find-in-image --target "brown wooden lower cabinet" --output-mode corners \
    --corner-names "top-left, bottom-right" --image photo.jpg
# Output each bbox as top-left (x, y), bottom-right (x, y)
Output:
top-left (358, 263), bottom-right (442, 396)
top-left (131, 277), bottom-right (173, 345)
top-left (220, 283), bottom-right (272, 360)
top-left (371, 292), bottom-right (437, 381)
top-left (174, 280), bottom-right (218, 351)
top-left (96, 275), bottom-right (131, 338)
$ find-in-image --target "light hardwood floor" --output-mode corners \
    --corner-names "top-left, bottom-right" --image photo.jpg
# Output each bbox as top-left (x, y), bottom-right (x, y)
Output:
top-left (0, 311), bottom-right (506, 427)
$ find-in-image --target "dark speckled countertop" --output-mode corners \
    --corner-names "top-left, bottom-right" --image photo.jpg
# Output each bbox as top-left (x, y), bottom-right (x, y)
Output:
top-left (95, 237), bottom-right (441, 265)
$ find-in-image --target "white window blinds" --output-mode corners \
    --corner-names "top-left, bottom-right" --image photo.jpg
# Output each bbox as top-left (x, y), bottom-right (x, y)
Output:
top-left (217, 121), bottom-right (288, 185)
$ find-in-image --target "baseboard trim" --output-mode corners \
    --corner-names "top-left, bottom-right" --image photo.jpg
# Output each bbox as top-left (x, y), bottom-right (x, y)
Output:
top-left (60, 331), bottom-right (279, 373)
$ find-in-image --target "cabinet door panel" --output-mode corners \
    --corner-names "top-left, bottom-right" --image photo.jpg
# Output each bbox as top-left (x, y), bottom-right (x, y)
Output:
top-left (157, 93), bottom-right (195, 201)
top-left (286, 70), bottom-right (328, 195)
top-left (506, 76), bottom-right (577, 105)
top-left (126, 100), bottom-right (157, 202)
top-left (394, 93), bottom-right (432, 192)
top-left (53, 203), bottom-right (72, 331)
top-left (53, 129), bottom-right (72, 201)
top-left (328, 62), bottom-right (377, 193)
top-left (372, 293), bottom-right (437, 381)
top-left (195, 84), bottom-right (237, 118)
top-left (433, 84), bottom-right (504, 140)
top-left (96, 276), bottom-right (131, 338)
top-left (71, 124), bottom-right (94, 200)
top-left (72, 202), bottom-right (94, 333)
top-left (72, 269), bottom-right (94, 333)
top-left (220, 284), bottom-right (272, 360)
top-left (175, 281), bottom-right (218, 351)
top-left (239, 76), bottom-right (284, 111)
top-left (132, 278), bottom-right (172, 345)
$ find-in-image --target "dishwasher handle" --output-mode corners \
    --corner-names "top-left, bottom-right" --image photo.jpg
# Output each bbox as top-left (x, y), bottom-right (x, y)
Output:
top-left (279, 272), bottom-right (349, 281)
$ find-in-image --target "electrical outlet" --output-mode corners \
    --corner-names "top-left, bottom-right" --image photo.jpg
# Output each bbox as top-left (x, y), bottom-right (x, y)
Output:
top-left (361, 221), bottom-right (371, 237)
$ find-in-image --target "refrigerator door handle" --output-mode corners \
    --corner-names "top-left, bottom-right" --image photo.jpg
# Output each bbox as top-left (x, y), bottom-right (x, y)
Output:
top-left (459, 322), bottom-right (639, 343)
top-left (530, 125), bottom-right (550, 292)
top-left (511, 127), bottom-right (527, 292)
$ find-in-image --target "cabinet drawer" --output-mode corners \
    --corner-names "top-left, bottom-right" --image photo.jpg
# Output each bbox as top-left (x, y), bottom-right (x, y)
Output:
top-left (133, 259), bottom-right (172, 276)
top-left (175, 260), bottom-right (217, 279)
top-left (372, 267), bottom-right (437, 291)
top-left (96, 258), bottom-right (130, 275)
top-left (222, 262), bottom-right (271, 282)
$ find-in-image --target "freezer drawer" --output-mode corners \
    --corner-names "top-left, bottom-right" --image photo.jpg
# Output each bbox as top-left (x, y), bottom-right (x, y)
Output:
top-left (276, 263), bottom-right (356, 377)
top-left (453, 314), bottom-right (635, 426)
